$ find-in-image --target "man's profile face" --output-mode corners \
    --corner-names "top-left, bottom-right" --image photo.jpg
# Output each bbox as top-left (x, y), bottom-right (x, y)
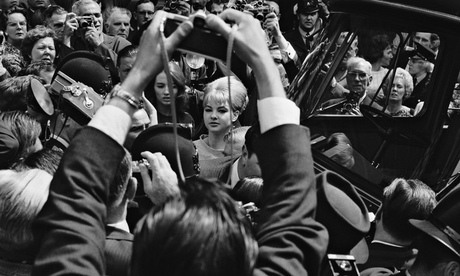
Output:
top-left (118, 55), bottom-right (135, 82)
top-left (46, 12), bottom-right (66, 41)
top-left (297, 11), bottom-right (319, 33)
top-left (346, 61), bottom-right (371, 97)
top-left (79, 2), bottom-right (103, 35)
top-left (414, 32), bottom-right (431, 48)
top-left (242, 152), bottom-right (261, 178)
top-left (105, 10), bottom-right (130, 38)
top-left (27, 0), bottom-right (49, 10)
top-left (408, 56), bottom-right (428, 77)
top-left (136, 2), bottom-right (155, 26)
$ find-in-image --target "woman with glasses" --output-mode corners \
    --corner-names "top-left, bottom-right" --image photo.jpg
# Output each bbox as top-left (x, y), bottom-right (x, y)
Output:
top-left (0, 7), bottom-right (28, 76)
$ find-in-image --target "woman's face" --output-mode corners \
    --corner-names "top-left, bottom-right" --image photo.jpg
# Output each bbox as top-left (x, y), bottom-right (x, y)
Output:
top-left (31, 37), bottom-right (56, 63)
top-left (154, 72), bottom-right (178, 109)
top-left (203, 98), bottom-right (234, 135)
top-left (6, 13), bottom-right (27, 44)
top-left (389, 77), bottom-right (406, 102)
top-left (380, 45), bottom-right (393, 67)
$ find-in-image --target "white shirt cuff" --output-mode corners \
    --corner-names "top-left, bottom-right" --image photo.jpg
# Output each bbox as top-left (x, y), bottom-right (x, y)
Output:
top-left (88, 105), bottom-right (131, 145)
top-left (258, 97), bottom-right (300, 133)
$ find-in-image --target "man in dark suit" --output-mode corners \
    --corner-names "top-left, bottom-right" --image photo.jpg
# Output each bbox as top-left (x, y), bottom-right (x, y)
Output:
top-left (105, 151), bottom-right (137, 276)
top-left (31, 9), bottom-right (328, 276)
top-left (358, 178), bottom-right (436, 273)
top-left (265, 0), bottom-right (324, 81)
top-left (404, 41), bottom-right (436, 111)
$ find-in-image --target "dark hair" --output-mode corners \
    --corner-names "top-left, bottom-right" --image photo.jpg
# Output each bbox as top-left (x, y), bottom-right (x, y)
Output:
top-left (0, 7), bottom-right (28, 32)
top-left (13, 147), bottom-right (63, 175)
top-left (135, 0), bottom-right (157, 10)
top-left (411, 232), bottom-right (460, 272)
top-left (0, 75), bottom-right (31, 112)
top-left (0, 111), bottom-right (42, 168)
top-left (244, 126), bottom-right (256, 157)
top-left (149, 61), bottom-right (189, 114)
top-left (21, 25), bottom-right (57, 64)
top-left (379, 178), bottom-right (436, 242)
top-left (108, 150), bottom-right (132, 207)
top-left (362, 33), bottom-right (391, 64)
top-left (116, 44), bottom-right (138, 67)
top-left (232, 176), bottom-right (263, 206)
top-left (29, 7), bottom-right (46, 28)
top-left (131, 177), bottom-right (258, 276)
top-left (43, 5), bottom-right (67, 25)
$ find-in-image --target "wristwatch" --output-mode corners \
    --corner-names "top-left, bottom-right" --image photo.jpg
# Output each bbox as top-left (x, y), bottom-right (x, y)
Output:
top-left (107, 84), bottom-right (143, 109)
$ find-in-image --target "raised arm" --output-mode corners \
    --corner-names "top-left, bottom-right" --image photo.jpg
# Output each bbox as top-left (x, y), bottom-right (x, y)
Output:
top-left (32, 11), bottom-right (193, 276)
top-left (207, 10), bottom-right (328, 276)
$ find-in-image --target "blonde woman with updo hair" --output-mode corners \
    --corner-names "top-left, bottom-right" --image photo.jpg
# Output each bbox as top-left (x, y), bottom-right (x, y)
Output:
top-left (193, 76), bottom-right (248, 178)
top-left (384, 67), bottom-right (414, 117)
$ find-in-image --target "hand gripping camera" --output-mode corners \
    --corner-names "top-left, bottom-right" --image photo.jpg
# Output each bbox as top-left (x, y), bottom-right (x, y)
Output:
top-left (76, 16), bottom-right (95, 29)
top-left (163, 11), bottom-right (228, 62)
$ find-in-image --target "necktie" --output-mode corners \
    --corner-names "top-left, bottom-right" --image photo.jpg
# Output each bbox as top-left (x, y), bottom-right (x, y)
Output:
top-left (413, 76), bottom-right (417, 87)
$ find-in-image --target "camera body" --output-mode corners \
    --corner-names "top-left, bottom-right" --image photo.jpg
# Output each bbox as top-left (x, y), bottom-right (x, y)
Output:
top-left (229, 0), bottom-right (274, 22)
top-left (163, 11), bottom-right (228, 62)
top-left (76, 16), bottom-right (94, 29)
top-left (327, 254), bottom-right (360, 276)
top-left (164, 0), bottom-right (182, 13)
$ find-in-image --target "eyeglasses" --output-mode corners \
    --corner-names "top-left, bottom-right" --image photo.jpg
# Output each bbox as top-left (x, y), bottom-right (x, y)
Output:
top-left (347, 71), bottom-right (369, 80)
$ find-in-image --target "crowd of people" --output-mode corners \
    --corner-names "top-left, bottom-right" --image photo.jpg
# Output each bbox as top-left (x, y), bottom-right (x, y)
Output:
top-left (1, 0), bottom-right (460, 275)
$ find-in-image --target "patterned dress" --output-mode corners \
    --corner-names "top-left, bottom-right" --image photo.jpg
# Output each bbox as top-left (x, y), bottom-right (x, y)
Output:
top-left (1, 41), bottom-right (26, 76)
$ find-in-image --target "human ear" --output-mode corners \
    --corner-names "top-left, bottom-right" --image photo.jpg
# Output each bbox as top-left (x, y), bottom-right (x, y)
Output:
top-left (232, 110), bottom-right (240, 122)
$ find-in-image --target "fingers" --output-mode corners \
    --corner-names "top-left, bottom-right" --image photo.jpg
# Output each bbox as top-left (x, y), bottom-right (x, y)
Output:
top-left (164, 14), bottom-right (194, 52)
top-left (205, 13), bottom-right (233, 40)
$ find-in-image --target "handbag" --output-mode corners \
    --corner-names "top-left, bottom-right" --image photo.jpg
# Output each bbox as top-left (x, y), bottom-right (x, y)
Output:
top-left (50, 71), bottom-right (104, 125)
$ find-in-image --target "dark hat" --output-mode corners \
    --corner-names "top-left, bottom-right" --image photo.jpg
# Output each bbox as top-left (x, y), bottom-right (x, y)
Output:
top-left (52, 51), bottom-right (112, 95)
top-left (0, 122), bottom-right (19, 169)
top-left (296, 0), bottom-right (319, 14)
top-left (410, 187), bottom-right (460, 259)
top-left (315, 171), bottom-right (370, 262)
top-left (410, 41), bottom-right (436, 63)
top-left (131, 123), bottom-right (199, 178)
top-left (29, 77), bottom-right (54, 116)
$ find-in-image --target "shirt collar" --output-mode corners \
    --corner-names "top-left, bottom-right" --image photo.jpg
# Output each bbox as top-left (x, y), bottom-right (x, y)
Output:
top-left (107, 220), bottom-right (130, 233)
top-left (230, 158), bottom-right (241, 189)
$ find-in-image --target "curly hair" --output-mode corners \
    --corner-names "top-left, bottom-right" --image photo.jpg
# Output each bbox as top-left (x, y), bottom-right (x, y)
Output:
top-left (0, 6), bottom-right (28, 32)
top-left (21, 25), bottom-right (58, 64)
top-left (392, 67), bottom-right (414, 100)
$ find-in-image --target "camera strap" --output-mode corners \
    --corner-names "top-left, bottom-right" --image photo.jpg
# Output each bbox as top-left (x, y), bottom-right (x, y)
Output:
top-left (159, 15), bottom-right (238, 184)
top-left (224, 24), bottom-right (239, 185)
top-left (159, 23), bottom-right (186, 184)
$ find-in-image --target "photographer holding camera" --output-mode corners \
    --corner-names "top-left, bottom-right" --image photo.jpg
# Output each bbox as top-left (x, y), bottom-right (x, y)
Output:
top-left (31, 8), bottom-right (328, 276)
top-left (61, 0), bottom-right (131, 83)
